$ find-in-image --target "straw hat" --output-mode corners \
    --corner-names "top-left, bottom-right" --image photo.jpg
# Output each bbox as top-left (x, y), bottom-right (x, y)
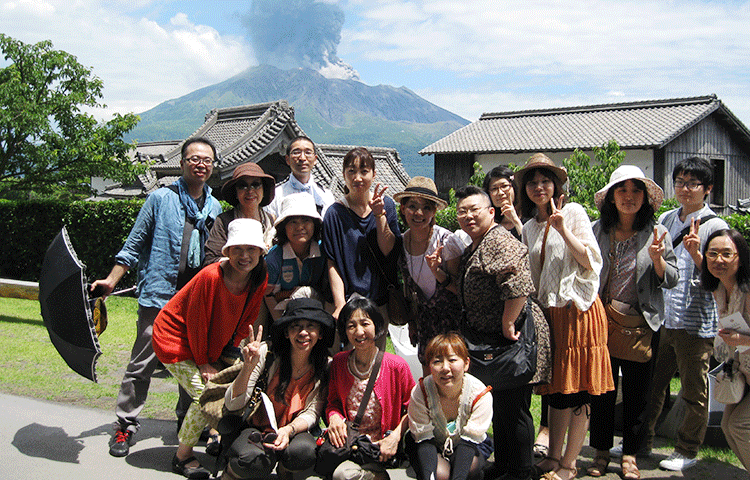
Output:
top-left (221, 218), bottom-right (267, 256)
top-left (595, 165), bottom-right (664, 211)
top-left (514, 153), bottom-right (568, 185)
top-left (273, 192), bottom-right (322, 227)
top-left (270, 298), bottom-right (336, 349)
top-left (392, 176), bottom-right (448, 210)
top-left (221, 162), bottom-right (276, 207)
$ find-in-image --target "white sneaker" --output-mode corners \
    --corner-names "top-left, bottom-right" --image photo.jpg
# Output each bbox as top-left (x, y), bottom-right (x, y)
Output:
top-left (609, 443), bottom-right (623, 457)
top-left (659, 451), bottom-right (698, 471)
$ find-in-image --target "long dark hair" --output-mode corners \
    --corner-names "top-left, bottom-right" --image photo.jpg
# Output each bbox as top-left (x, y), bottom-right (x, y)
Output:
top-left (270, 321), bottom-right (330, 405)
top-left (701, 229), bottom-right (750, 293)
top-left (518, 167), bottom-right (565, 218)
top-left (599, 179), bottom-right (655, 233)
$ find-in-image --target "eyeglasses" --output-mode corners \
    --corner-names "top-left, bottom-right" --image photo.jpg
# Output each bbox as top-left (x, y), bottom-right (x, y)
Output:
top-left (184, 156), bottom-right (214, 165)
top-left (489, 183), bottom-right (513, 195)
top-left (705, 250), bottom-right (738, 261)
top-left (290, 148), bottom-right (315, 158)
top-left (456, 205), bottom-right (489, 218)
top-left (237, 181), bottom-right (263, 191)
top-left (673, 180), bottom-right (703, 190)
top-left (248, 431), bottom-right (278, 444)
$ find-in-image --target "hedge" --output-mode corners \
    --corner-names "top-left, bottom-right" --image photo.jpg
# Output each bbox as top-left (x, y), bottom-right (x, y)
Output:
top-left (4, 198), bottom-right (750, 290)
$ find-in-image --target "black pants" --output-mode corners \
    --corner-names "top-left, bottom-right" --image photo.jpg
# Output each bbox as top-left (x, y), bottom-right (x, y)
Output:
top-left (405, 433), bottom-right (485, 480)
top-left (589, 355), bottom-right (653, 454)
top-left (491, 383), bottom-right (534, 478)
top-left (227, 428), bottom-right (317, 479)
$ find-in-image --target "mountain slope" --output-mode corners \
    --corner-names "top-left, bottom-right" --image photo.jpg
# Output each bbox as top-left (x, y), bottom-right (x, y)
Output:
top-left (126, 65), bottom-right (469, 177)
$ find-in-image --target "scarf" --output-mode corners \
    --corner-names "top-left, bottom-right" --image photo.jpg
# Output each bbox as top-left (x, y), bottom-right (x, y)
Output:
top-left (175, 177), bottom-right (213, 268)
top-left (288, 174), bottom-right (325, 211)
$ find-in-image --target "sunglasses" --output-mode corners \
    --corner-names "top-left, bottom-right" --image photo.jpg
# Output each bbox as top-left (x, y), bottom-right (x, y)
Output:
top-left (237, 181), bottom-right (264, 191)
top-left (248, 431), bottom-right (278, 444)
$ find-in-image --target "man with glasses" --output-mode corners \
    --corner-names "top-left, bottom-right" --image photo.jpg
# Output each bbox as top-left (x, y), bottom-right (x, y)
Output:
top-left (637, 156), bottom-right (727, 471)
top-left (265, 135), bottom-right (334, 218)
top-left (91, 137), bottom-right (222, 457)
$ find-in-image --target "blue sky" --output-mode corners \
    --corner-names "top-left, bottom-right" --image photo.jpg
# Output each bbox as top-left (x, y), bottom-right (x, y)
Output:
top-left (2, 0), bottom-right (749, 129)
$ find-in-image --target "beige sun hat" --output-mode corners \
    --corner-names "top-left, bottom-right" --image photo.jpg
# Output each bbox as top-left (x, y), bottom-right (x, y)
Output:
top-left (595, 165), bottom-right (664, 211)
top-left (221, 218), bottom-right (267, 256)
top-left (273, 192), bottom-right (323, 227)
top-left (514, 153), bottom-right (568, 186)
top-left (392, 176), bottom-right (448, 210)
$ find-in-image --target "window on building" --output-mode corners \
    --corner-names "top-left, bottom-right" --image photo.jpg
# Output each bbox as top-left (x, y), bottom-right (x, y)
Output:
top-left (711, 158), bottom-right (725, 206)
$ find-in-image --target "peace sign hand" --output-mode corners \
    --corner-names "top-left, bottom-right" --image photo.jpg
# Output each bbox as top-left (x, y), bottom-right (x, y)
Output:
top-left (683, 217), bottom-right (701, 257)
top-left (648, 227), bottom-right (668, 262)
top-left (548, 197), bottom-right (565, 232)
top-left (369, 183), bottom-right (388, 217)
top-left (241, 324), bottom-right (264, 364)
top-left (425, 245), bottom-right (443, 276)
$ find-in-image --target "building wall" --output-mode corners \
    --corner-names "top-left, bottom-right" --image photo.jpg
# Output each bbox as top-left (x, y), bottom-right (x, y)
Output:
top-left (663, 114), bottom-right (750, 210)
top-left (434, 153), bottom-right (474, 196)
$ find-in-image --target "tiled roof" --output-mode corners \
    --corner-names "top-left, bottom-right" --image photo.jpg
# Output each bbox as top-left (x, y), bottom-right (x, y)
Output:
top-left (420, 95), bottom-right (750, 155)
top-left (318, 144), bottom-right (411, 198)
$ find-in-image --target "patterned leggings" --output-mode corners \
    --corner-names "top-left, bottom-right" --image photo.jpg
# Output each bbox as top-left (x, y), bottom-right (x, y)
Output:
top-left (166, 360), bottom-right (207, 447)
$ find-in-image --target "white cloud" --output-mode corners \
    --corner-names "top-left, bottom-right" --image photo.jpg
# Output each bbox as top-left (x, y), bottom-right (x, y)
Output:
top-left (0, 0), bottom-right (254, 119)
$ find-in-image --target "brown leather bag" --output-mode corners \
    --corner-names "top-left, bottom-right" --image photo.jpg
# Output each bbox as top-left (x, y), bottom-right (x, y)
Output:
top-left (605, 304), bottom-right (653, 363)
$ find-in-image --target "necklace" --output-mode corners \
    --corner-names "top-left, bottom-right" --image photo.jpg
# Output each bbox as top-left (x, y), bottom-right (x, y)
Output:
top-left (292, 364), bottom-right (312, 380)
top-left (407, 230), bottom-right (428, 284)
top-left (349, 350), bottom-right (377, 378)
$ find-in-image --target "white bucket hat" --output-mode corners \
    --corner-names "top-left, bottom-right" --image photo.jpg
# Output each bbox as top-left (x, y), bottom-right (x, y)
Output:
top-left (595, 165), bottom-right (664, 211)
top-left (221, 218), bottom-right (267, 256)
top-left (273, 192), bottom-right (323, 227)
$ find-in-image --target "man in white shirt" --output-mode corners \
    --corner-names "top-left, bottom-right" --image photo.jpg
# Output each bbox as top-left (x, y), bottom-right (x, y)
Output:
top-left (265, 136), bottom-right (335, 218)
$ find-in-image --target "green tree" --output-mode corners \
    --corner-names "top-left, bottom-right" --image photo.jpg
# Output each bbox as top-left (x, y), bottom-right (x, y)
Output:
top-left (562, 140), bottom-right (625, 218)
top-left (0, 34), bottom-right (143, 198)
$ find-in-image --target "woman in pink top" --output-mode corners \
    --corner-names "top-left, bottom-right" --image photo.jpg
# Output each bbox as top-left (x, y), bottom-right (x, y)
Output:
top-left (153, 219), bottom-right (268, 479)
top-left (325, 296), bottom-right (415, 480)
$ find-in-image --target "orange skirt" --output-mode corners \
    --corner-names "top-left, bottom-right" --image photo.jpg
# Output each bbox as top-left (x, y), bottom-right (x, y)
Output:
top-left (536, 296), bottom-right (614, 396)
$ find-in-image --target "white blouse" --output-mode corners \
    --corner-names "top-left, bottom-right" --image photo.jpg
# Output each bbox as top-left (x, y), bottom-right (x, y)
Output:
top-left (521, 202), bottom-right (602, 311)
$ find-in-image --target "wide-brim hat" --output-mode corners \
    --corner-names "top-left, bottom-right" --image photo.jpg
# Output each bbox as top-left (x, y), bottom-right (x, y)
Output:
top-left (221, 218), bottom-right (268, 256)
top-left (271, 298), bottom-right (335, 349)
top-left (595, 165), bottom-right (664, 211)
top-left (392, 176), bottom-right (448, 210)
top-left (514, 153), bottom-right (568, 186)
top-left (273, 192), bottom-right (323, 227)
top-left (221, 162), bottom-right (276, 207)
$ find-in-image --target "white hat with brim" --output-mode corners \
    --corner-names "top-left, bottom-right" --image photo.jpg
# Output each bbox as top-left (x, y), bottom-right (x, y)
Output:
top-left (273, 192), bottom-right (323, 227)
top-left (222, 218), bottom-right (267, 256)
top-left (595, 165), bottom-right (664, 211)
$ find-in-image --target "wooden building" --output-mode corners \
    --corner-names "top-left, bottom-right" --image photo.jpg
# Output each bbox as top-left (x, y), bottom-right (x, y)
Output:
top-left (420, 95), bottom-right (750, 211)
top-left (95, 101), bottom-right (410, 200)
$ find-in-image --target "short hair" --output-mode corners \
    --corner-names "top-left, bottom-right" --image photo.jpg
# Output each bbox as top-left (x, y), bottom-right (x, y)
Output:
top-left (337, 296), bottom-right (386, 344)
top-left (454, 185), bottom-right (491, 206)
top-left (286, 136), bottom-right (316, 156)
top-left (599, 179), bottom-right (655, 233)
top-left (673, 156), bottom-right (714, 187)
top-left (181, 137), bottom-right (217, 162)
top-left (701, 229), bottom-right (750, 293)
top-left (273, 216), bottom-right (322, 246)
top-left (424, 333), bottom-right (469, 365)
top-left (518, 167), bottom-right (565, 218)
top-left (483, 165), bottom-right (518, 223)
top-left (341, 147), bottom-right (376, 195)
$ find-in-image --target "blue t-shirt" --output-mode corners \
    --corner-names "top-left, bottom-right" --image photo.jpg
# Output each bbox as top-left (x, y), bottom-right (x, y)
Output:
top-left (266, 242), bottom-right (327, 294)
top-left (322, 197), bottom-right (402, 305)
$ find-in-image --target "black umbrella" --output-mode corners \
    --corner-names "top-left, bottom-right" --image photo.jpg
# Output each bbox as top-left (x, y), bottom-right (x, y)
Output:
top-left (39, 227), bottom-right (106, 382)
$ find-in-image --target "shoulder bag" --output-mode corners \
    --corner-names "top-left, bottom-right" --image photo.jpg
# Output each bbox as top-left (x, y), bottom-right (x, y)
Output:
top-left (712, 353), bottom-right (748, 405)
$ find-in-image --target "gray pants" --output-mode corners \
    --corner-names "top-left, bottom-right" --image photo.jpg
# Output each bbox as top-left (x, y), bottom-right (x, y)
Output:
top-left (115, 305), bottom-right (170, 432)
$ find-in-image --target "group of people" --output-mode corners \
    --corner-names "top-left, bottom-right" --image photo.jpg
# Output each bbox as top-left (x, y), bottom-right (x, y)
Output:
top-left (91, 133), bottom-right (749, 480)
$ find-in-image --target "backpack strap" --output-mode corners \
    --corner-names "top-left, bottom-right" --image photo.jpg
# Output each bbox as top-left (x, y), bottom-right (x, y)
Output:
top-left (670, 214), bottom-right (717, 248)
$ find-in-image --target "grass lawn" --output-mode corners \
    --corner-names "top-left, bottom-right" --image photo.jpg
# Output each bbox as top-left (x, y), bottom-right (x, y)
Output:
top-left (0, 295), bottom-right (742, 469)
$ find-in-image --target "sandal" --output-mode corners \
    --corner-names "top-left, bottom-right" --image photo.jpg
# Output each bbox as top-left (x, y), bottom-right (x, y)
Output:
top-left (533, 457), bottom-right (559, 479)
top-left (534, 443), bottom-right (550, 458)
top-left (542, 465), bottom-right (578, 480)
top-left (172, 454), bottom-right (210, 479)
top-left (586, 454), bottom-right (609, 477)
top-left (205, 433), bottom-right (222, 456)
top-left (621, 456), bottom-right (640, 480)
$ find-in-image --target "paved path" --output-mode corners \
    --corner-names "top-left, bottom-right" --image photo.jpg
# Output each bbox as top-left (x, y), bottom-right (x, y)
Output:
top-left (1, 393), bottom-right (746, 479)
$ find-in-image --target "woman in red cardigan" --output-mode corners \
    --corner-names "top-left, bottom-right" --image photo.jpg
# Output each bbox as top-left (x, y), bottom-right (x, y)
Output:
top-left (325, 295), bottom-right (415, 480)
top-left (153, 218), bottom-right (268, 479)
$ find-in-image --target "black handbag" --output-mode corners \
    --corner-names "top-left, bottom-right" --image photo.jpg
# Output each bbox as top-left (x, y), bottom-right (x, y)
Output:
top-left (462, 299), bottom-right (537, 390)
top-left (315, 351), bottom-right (386, 476)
